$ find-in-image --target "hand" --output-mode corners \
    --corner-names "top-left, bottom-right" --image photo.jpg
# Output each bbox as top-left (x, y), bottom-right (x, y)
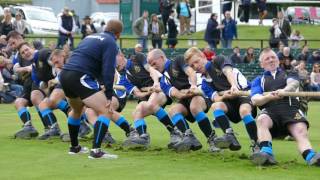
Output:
top-left (230, 85), bottom-right (239, 95)
top-left (151, 82), bottom-right (161, 93)
top-left (25, 65), bottom-right (32, 72)
top-left (222, 90), bottom-right (235, 100)
top-left (105, 99), bottom-right (113, 114)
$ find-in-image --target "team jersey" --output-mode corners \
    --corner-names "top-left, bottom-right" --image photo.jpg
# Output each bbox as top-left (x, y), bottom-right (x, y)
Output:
top-left (125, 53), bottom-right (153, 89)
top-left (251, 68), bottom-right (300, 108)
top-left (201, 56), bottom-right (250, 100)
top-left (114, 69), bottom-right (135, 98)
top-left (63, 31), bottom-right (118, 99)
top-left (160, 55), bottom-right (190, 97)
top-left (31, 48), bottom-right (55, 83)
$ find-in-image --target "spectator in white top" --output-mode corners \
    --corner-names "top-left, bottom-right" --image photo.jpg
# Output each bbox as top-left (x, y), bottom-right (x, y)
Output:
top-left (56, 7), bottom-right (76, 50)
top-left (290, 29), bottom-right (304, 49)
top-left (12, 12), bottom-right (26, 35)
top-left (309, 63), bottom-right (320, 91)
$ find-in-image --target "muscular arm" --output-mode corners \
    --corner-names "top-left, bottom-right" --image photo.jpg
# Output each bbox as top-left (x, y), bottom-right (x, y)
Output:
top-left (184, 66), bottom-right (197, 87)
top-left (222, 66), bottom-right (237, 88)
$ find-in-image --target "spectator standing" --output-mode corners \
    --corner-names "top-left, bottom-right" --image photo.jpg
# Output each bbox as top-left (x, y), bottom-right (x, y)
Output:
top-left (243, 47), bottom-right (255, 63)
top-left (177, 0), bottom-right (192, 35)
top-left (256, 0), bottom-right (267, 25)
top-left (81, 16), bottom-right (97, 39)
top-left (221, 11), bottom-right (237, 49)
top-left (290, 29), bottom-right (304, 49)
top-left (204, 13), bottom-right (222, 49)
top-left (12, 12), bottom-right (26, 35)
top-left (0, 8), bottom-right (14, 36)
top-left (133, 10), bottom-right (149, 49)
top-left (269, 18), bottom-right (282, 48)
top-left (230, 46), bottom-right (243, 64)
top-left (70, 10), bottom-right (80, 32)
top-left (159, 0), bottom-right (174, 34)
top-left (278, 11), bottom-right (291, 46)
top-left (57, 7), bottom-right (76, 50)
top-left (241, 0), bottom-right (251, 23)
top-left (309, 63), bottom-right (320, 91)
top-left (296, 45), bottom-right (309, 62)
top-left (149, 14), bottom-right (165, 49)
top-left (166, 10), bottom-right (178, 49)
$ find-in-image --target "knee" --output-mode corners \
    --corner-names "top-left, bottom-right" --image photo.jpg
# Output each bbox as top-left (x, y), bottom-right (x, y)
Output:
top-left (256, 114), bottom-right (272, 128)
top-left (146, 102), bottom-right (159, 113)
top-left (211, 102), bottom-right (224, 111)
top-left (290, 123), bottom-right (308, 138)
top-left (239, 104), bottom-right (252, 117)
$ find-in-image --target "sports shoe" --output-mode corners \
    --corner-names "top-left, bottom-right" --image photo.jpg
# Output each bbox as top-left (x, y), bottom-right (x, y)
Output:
top-left (14, 121), bottom-right (39, 139)
top-left (172, 129), bottom-right (202, 152)
top-left (207, 133), bottom-right (220, 153)
top-left (123, 129), bottom-right (150, 149)
top-left (78, 120), bottom-right (92, 138)
top-left (103, 131), bottom-right (116, 144)
top-left (88, 148), bottom-right (118, 159)
top-left (307, 153), bottom-right (320, 166)
top-left (167, 127), bottom-right (183, 149)
top-left (214, 129), bottom-right (241, 151)
top-left (251, 152), bottom-right (277, 166)
top-left (38, 123), bottom-right (61, 140)
top-left (250, 141), bottom-right (260, 154)
top-left (60, 133), bottom-right (71, 142)
top-left (68, 145), bottom-right (89, 155)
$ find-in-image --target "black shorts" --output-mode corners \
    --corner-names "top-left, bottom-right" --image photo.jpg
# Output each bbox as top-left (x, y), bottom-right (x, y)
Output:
top-left (259, 105), bottom-right (309, 138)
top-left (179, 96), bottom-right (212, 123)
top-left (59, 70), bottom-right (100, 100)
top-left (224, 96), bottom-right (257, 124)
top-left (113, 92), bottom-right (127, 112)
top-left (20, 77), bottom-right (33, 106)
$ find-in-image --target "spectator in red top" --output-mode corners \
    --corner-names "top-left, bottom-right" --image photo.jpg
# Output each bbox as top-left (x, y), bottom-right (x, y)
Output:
top-left (202, 46), bottom-right (215, 61)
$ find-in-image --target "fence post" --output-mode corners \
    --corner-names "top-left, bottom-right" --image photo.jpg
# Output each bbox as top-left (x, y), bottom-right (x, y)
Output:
top-left (260, 40), bottom-right (263, 49)
top-left (119, 38), bottom-right (123, 49)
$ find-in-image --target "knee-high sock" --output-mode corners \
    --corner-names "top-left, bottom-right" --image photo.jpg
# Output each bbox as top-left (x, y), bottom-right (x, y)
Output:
top-left (154, 107), bottom-right (174, 132)
top-left (56, 100), bottom-right (70, 117)
top-left (242, 114), bottom-right (258, 142)
top-left (195, 111), bottom-right (214, 138)
top-left (17, 107), bottom-right (31, 124)
top-left (40, 108), bottom-right (57, 127)
top-left (171, 113), bottom-right (189, 133)
top-left (36, 106), bottom-right (49, 128)
top-left (68, 116), bottom-right (81, 147)
top-left (92, 116), bottom-right (110, 149)
top-left (115, 116), bottom-right (130, 135)
top-left (134, 119), bottom-right (147, 135)
top-left (213, 109), bottom-right (231, 133)
top-left (260, 141), bottom-right (273, 156)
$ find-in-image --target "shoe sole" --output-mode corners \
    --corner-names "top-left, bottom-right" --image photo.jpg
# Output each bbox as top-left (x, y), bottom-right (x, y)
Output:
top-left (190, 144), bottom-right (202, 151)
top-left (229, 144), bottom-right (241, 151)
top-left (88, 154), bottom-right (118, 159)
top-left (15, 131), bottom-right (39, 139)
top-left (122, 141), bottom-right (149, 150)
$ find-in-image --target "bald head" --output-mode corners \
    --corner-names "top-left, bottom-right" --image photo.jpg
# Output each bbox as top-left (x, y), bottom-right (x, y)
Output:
top-left (105, 19), bottom-right (123, 38)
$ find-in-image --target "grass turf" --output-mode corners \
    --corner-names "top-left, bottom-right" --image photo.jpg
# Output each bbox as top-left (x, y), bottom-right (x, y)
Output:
top-left (0, 101), bottom-right (320, 180)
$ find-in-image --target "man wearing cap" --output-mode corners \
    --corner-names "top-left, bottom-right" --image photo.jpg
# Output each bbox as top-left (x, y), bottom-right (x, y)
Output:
top-left (57, 7), bottom-right (76, 49)
top-left (81, 16), bottom-right (96, 39)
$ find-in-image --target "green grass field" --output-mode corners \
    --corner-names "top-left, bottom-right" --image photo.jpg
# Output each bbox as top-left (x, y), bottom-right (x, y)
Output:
top-left (0, 101), bottom-right (320, 180)
top-left (26, 24), bottom-right (320, 50)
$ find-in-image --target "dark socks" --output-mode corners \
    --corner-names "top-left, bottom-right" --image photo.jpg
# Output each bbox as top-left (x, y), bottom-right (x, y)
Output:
top-left (134, 119), bottom-right (147, 135)
top-left (56, 100), bottom-right (70, 117)
top-left (40, 108), bottom-right (57, 127)
top-left (67, 116), bottom-right (81, 147)
top-left (195, 111), bottom-right (214, 138)
top-left (92, 116), bottom-right (110, 149)
top-left (154, 108), bottom-right (174, 132)
top-left (18, 107), bottom-right (31, 124)
top-left (213, 109), bottom-right (230, 133)
top-left (260, 141), bottom-right (273, 156)
top-left (243, 114), bottom-right (258, 142)
top-left (302, 149), bottom-right (316, 163)
top-left (115, 116), bottom-right (130, 135)
top-left (172, 113), bottom-right (189, 133)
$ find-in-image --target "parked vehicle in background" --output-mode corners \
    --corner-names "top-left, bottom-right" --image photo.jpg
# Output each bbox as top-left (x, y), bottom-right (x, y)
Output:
top-left (11, 5), bottom-right (58, 35)
top-left (90, 12), bottom-right (119, 32)
top-left (285, 6), bottom-right (310, 24)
